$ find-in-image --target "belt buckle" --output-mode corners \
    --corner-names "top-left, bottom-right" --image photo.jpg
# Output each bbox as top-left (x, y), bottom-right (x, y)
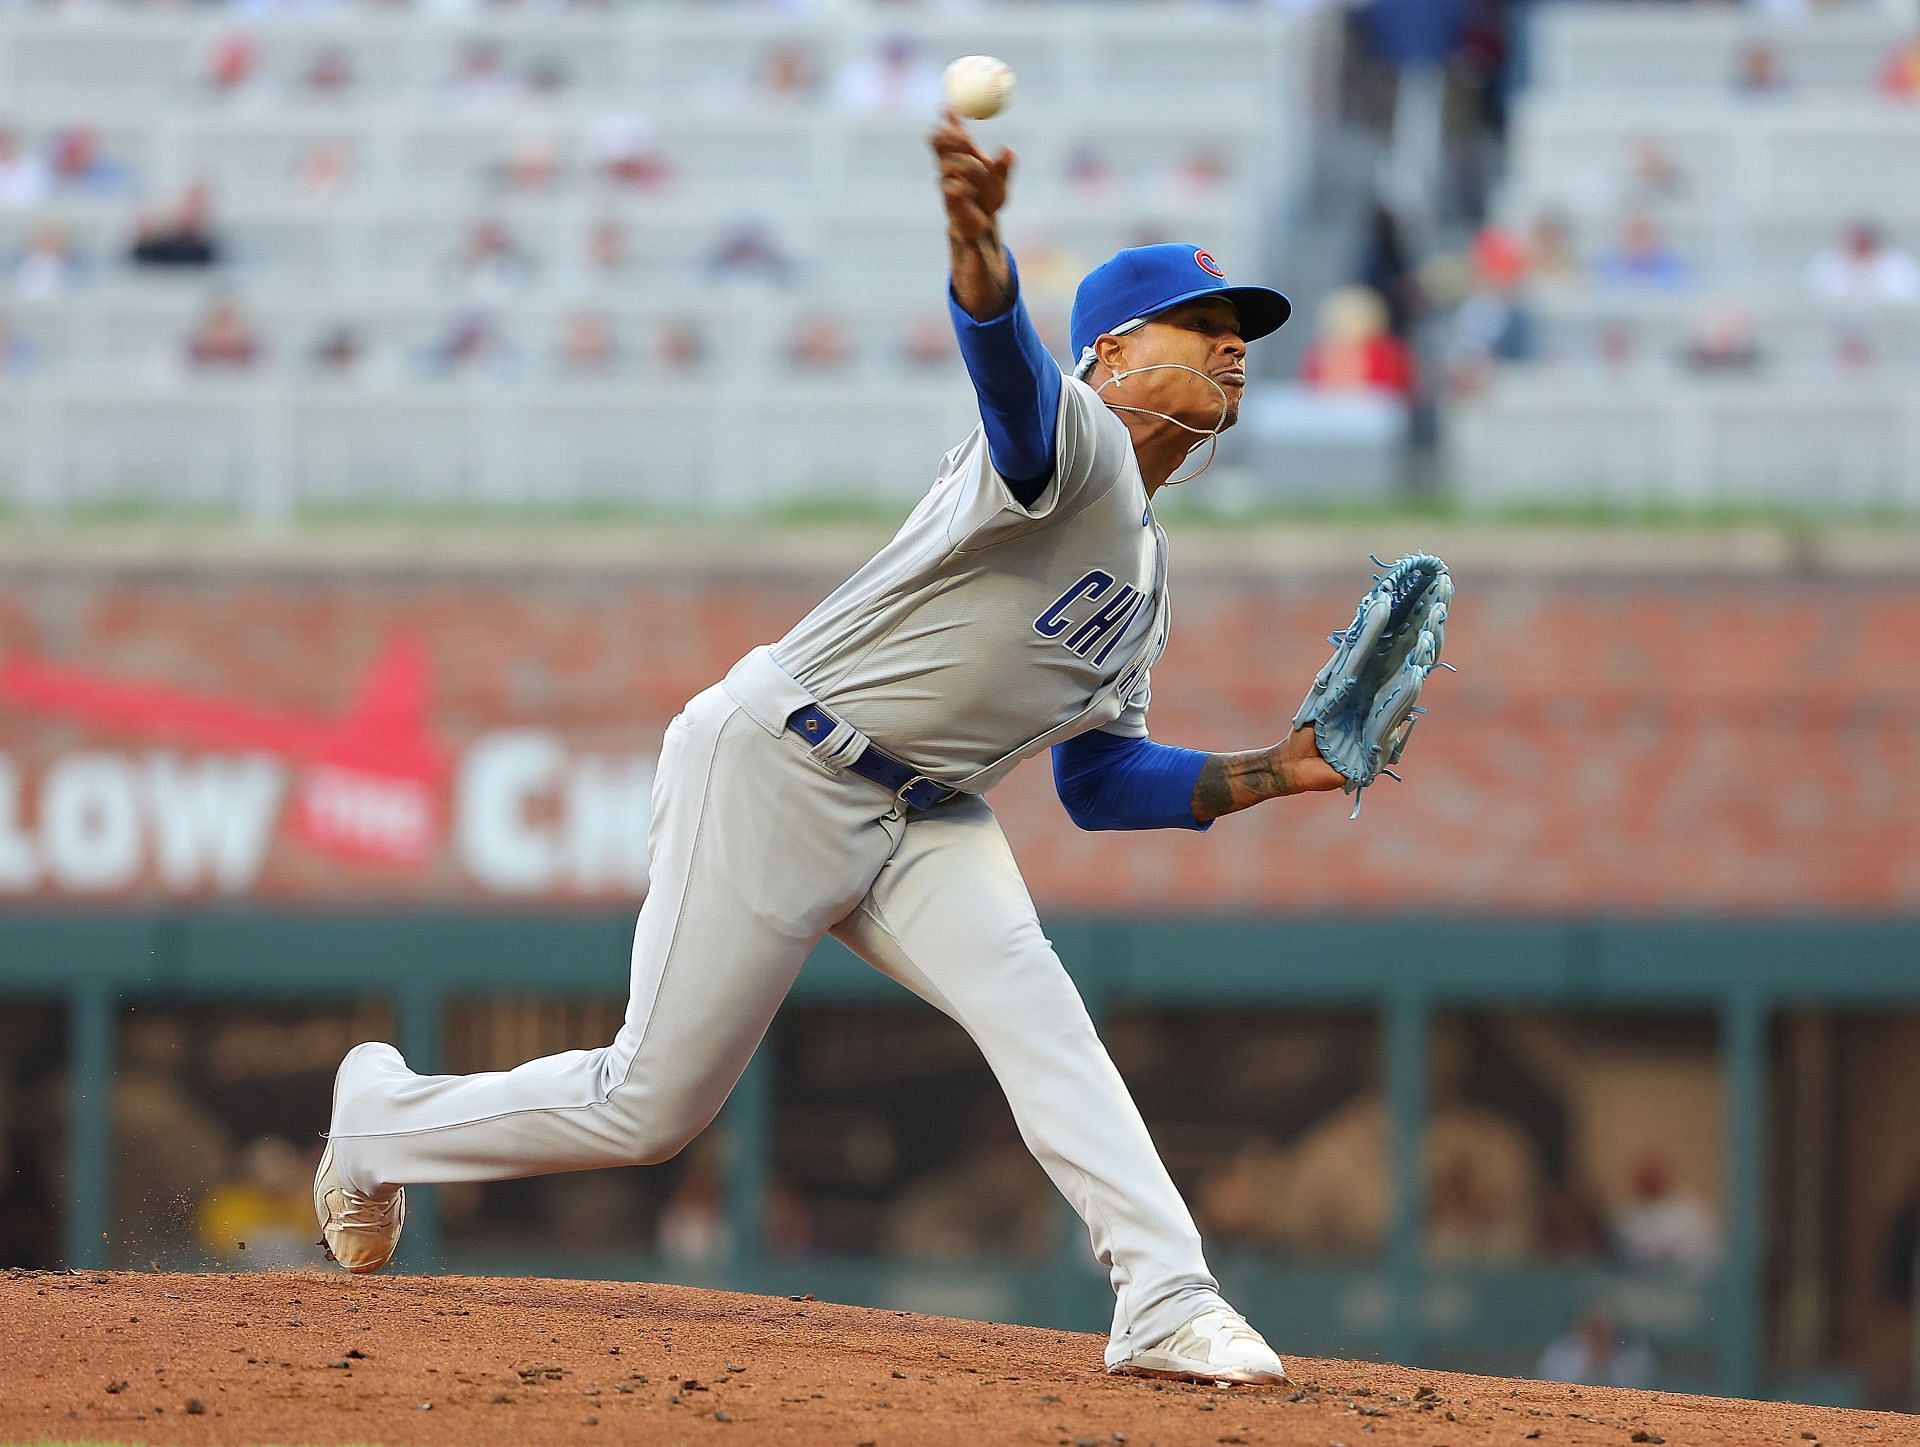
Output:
top-left (894, 774), bottom-right (935, 809)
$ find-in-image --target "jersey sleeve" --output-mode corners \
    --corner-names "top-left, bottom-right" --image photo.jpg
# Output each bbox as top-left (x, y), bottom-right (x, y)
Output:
top-left (1041, 375), bottom-right (1135, 518)
top-left (940, 374), bottom-right (1134, 553)
top-left (948, 250), bottom-right (1061, 503)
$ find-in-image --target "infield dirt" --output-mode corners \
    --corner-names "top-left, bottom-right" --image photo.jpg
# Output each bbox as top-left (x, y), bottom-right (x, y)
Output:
top-left (1, 1270), bottom-right (1912, 1447)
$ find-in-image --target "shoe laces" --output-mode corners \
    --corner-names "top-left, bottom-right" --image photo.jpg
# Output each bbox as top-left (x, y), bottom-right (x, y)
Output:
top-left (332, 1188), bottom-right (397, 1230)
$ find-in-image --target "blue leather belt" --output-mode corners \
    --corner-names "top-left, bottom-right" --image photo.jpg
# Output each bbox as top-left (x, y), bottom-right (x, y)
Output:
top-left (785, 704), bottom-right (958, 812)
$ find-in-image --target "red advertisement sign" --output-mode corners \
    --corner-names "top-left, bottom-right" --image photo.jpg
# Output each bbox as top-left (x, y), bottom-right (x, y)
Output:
top-left (0, 558), bottom-right (1913, 913)
top-left (4, 638), bottom-right (447, 868)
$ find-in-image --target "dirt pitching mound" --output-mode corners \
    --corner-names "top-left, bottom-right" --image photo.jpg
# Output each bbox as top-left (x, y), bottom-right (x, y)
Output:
top-left (1, 1269), bottom-right (1910, 1446)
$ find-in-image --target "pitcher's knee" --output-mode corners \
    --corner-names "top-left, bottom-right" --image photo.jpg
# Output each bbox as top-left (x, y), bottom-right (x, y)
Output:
top-left (601, 1092), bottom-right (711, 1167)
top-left (626, 1123), bottom-right (705, 1167)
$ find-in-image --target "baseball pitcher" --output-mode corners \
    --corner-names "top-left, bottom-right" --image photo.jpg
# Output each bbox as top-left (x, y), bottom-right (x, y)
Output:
top-left (317, 112), bottom-right (1385, 1385)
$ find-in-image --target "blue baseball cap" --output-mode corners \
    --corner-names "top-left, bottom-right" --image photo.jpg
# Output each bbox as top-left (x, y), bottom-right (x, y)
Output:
top-left (1069, 243), bottom-right (1292, 369)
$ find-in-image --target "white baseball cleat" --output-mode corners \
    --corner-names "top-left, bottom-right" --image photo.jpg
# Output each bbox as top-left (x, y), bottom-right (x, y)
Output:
top-left (1110, 1307), bottom-right (1289, 1385)
top-left (314, 1046), bottom-right (406, 1273)
top-left (313, 1140), bottom-right (405, 1272)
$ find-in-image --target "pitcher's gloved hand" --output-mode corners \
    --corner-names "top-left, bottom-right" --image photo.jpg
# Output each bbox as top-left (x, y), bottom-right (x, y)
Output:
top-left (1292, 553), bottom-right (1455, 818)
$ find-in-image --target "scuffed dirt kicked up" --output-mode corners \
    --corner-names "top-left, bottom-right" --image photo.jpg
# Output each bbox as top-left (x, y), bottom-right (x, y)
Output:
top-left (1, 1270), bottom-right (1912, 1446)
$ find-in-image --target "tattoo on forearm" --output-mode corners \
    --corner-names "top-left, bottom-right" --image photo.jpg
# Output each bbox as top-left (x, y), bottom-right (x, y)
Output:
top-left (1191, 747), bottom-right (1291, 822)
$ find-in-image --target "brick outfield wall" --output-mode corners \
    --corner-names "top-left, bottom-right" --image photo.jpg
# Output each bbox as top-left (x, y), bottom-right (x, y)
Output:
top-left (0, 554), bottom-right (1913, 913)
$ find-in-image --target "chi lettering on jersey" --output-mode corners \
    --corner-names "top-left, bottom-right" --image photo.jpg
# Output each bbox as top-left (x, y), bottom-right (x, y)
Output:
top-left (1032, 570), bottom-right (1148, 666)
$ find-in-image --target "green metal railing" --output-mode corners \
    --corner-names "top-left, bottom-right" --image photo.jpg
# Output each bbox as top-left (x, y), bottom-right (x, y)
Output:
top-left (8, 910), bottom-right (1919, 1397)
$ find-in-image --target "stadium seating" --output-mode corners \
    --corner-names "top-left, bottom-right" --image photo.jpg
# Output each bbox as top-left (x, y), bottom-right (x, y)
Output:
top-left (1453, 4), bottom-right (1920, 512)
top-left (1527, 6), bottom-right (1908, 95)
top-left (1452, 375), bottom-right (1920, 510)
top-left (0, 3), bottom-right (1324, 518)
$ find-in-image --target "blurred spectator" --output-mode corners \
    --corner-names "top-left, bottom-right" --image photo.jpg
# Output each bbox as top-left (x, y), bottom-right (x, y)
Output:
top-left (48, 126), bottom-right (130, 196)
top-left (295, 140), bottom-right (352, 199)
top-left (1592, 213), bottom-right (1692, 292)
top-left (1680, 299), bottom-right (1763, 374)
top-left (1733, 39), bottom-right (1790, 97)
top-left (310, 322), bottom-right (365, 376)
top-left (1804, 222), bottom-right (1920, 306)
top-left (1879, 1164), bottom-right (1920, 1309)
top-left (185, 299), bottom-right (262, 371)
top-left (1445, 227), bottom-right (1535, 395)
top-left (301, 45), bottom-right (354, 97)
top-left (1872, 1171), bottom-right (1920, 1406)
top-left (203, 32), bottom-right (260, 100)
top-left (900, 313), bottom-right (951, 371)
top-left (656, 1144), bottom-right (731, 1267)
top-left (0, 1035), bottom-right (61, 1267)
top-left (114, 1024), bottom-right (236, 1258)
top-left (1596, 319), bottom-right (1638, 378)
top-left (423, 306), bottom-right (517, 378)
top-left (523, 55), bottom-right (570, 103)
top-left (1539, 1177), bottom-right (1612, 1259)
top-left (655, 317), bottom-right (706, 373)
top-left (1613, 1152), bottom-right (1721, 1273)
top-left (786, 313), bottom-right (853, 371)
top-left (1358, 0), bottom-right (1470, 226)
top-left (1880, 32), bottom-right (1920, 101)
top-left (1536, 1306), bottom-right (1658, 1389)
top-left (706, 218), bottom-right (792, 287)
top-left (1010, 229), bottom-right (1086, 302)
top-left (0, 130), bottom-right (50, 209)
top-left (764, 1174), bottom-right (817, 1256)
top-left (1199, 1138), bottom-right (1345, 1255)
top-left (1526, 211), bottom-right (1582, 288)
top-left (446, 40), bottom-right (511, 109)
top-left (453, 217), bottom-right (534, 298)
top-left (834, 34), bottom-right (941, 115)
top-left (1357, 200), bottom-right (1424, 339)
top-left (585, 217), bottom-right (630, 281)
top-left (758, 42), bottom-right (822, 103)
top-left (195, 1136), bottom-right (314, 1266)
top-left (557, 308), bottom-right (617, 376)
top-left (1196, 1094), bottom-right (1540, 1258)
top-left (1832, 320), bottom-right (1878, 375)
top-left (13, 223), bottom-right (83, 298)
top-left (1453, 0), bottom-right (1513, 143)
top-left (498, 132), bottom-right (561, 191)
top-left (1624, 135), bottom-right (1687, 204)
top-left (1159, 147), bottom-right (1229, 207)
top-left (224, 0), bottom-right (353, 19)
top-left (0, 314), bottom-right (39, 377)
top-left (1067, 146), bottom-right (1120, 202)
top-left (1300, 286), bottom-right (1418, 397)
top-left (129, 184), bottom-right (223, 268)
top-left (883, 1105), bottom-right (1055, 1260)
top-left (1428, 1151), bottom-right (1530, 1261)
top-left (589, 113), bottom-right (671, 192)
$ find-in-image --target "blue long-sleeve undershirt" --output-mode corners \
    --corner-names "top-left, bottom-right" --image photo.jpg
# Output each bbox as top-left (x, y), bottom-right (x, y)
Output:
top-left (1051, 729), bottom-right (1213, 833)
top-left (947, 249), bottom-right (1062, 506)
top-left (955, 256), bottom-right (1198, 829)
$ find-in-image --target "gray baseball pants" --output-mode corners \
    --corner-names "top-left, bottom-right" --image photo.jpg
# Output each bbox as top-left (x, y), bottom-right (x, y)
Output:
top-left (326, 658), bottom-right (1226, 1364)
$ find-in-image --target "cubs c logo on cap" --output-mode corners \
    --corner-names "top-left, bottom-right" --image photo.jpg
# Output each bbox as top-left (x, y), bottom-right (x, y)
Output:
top-left (1194, 249), bottom-right (1226, 279)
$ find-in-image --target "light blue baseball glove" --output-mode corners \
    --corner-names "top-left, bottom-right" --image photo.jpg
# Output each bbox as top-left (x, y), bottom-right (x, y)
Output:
top-left (1293, 553), bottom-right (1454, 818)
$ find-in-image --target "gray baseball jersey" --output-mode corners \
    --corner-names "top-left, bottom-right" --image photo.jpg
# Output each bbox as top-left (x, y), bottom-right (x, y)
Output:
top-left (771, 373), bottom-right (1170, 792)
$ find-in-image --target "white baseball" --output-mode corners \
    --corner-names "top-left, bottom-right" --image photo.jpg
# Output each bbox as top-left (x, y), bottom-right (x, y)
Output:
top-left (943, 54), bottom-right (1015, 121)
